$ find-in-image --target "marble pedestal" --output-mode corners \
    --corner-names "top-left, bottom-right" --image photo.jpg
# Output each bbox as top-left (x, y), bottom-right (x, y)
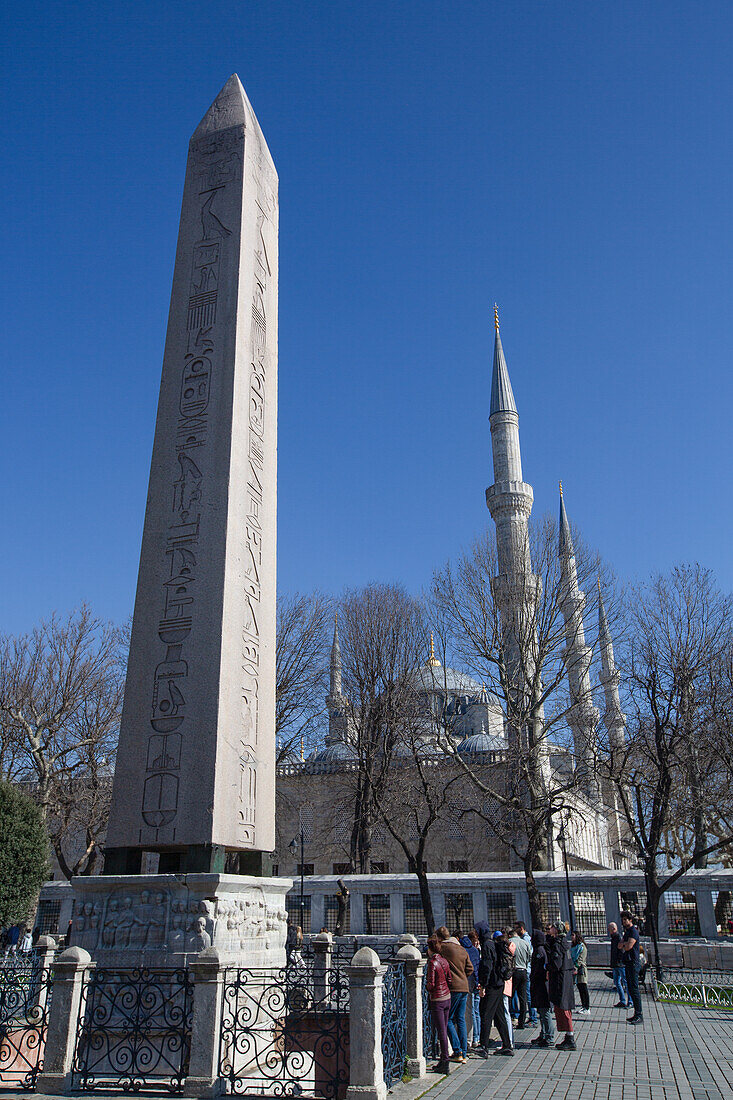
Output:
top-left (68, 873), bottom-right (290, 967)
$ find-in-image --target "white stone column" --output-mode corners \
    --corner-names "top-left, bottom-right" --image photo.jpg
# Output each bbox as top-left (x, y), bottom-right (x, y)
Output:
top-left (395, 944), bottom-right (426, 1079)
top-left (37, 947), bottom-right (93, 1094)
top-left (351, 892), bottom-right (365, 934)
top-left (346, 947), bottom-right (386, 1100)
top-left (312, 931), bottom-right (333, 1002)
top-left (311, 893), bottom-right (326, 933)
top-left (695, 891), bottom-right (718, 940)
top-left (389, 893), bottom-right (403, 935)
top-left (185, 947), bottom-right (226, 1096)
top-left (432, 892), bottom-right (446, 930)
top-left (516, 891), bottom-right (532, 930)
top-left (603, 888), bottom-right (620, 928)
top-left (472, 891), bottom-right (487, 926)
top-left (31, 935), bottom-right (56, 1016)
top-left (657, 897), bottom-right (670, 938)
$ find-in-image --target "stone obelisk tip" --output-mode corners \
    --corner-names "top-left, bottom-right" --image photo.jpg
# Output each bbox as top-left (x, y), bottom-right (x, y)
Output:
top-left (191, 74), bottom-right (248, 140)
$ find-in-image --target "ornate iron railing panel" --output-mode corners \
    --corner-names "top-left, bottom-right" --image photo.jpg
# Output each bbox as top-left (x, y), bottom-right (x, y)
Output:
top-left (71, 968), bottom-right (193, 1092)
top-left (421, 970), bottom-right (439, 1062)
top-left (219, 963), bottom-right (350, 1098)
top-left (0, 960), bottom-right (54, 1089)
top-left (381, 962), bottom-right (406, 1090)
top-left (653, 974), bottom-right (733, 1009)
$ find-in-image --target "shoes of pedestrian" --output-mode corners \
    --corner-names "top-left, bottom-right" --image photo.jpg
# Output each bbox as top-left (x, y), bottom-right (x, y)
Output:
top-left (474, 1047), bottom-right (488, 1059)
top-left (431, 1061), bottom-right (450, 1074)
top-left (604, 970), bottom-right (614, 978)
top-left (449, 1054), bottom-right (463, 1062)
top-left (555, 1036), bottom-right (577, 1050)
top-left (614, 1002), bottom-right (628, 1008)
top-left (535, 1038), bottom-right (550, 1048)
top-left (627, 1016), bottom-right (643, 1026)
top-left (515, 1023), bottom-right (525, 1029)
top-left (492, 1047), bottom-right (514, 1056)
top-left (530, 1036), bottom-right (543, 1045)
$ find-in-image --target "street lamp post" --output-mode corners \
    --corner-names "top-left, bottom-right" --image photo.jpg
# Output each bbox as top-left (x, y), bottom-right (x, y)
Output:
top-left (556, 819), bottom-right (575, 934)
top-left (289, 830), bottom-right (305, 931)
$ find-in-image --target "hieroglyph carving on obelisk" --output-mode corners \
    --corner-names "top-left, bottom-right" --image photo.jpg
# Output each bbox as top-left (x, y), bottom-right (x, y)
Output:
top-left (105, 75), bottom-right (278, 867)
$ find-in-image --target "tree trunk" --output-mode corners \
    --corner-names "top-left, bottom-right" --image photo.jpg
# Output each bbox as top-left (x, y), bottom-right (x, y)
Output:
top-left (644, 865), bottom-right (665, 979)
top-left (411, 859), bottom-right (435, 934)
top-left (523, 857), bottom-right (543, 930)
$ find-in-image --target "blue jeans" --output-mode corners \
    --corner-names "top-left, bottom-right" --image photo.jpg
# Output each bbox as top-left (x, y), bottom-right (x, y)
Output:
top-left (537, 1005), bottom-right (555, 1042)
top-left (447, 991), bottom-right (468, 1055)
top-left (470, 990), bottom-right (481, 1044)
top-left (613, 965), bottom-right (628, 1005)
top-left (527, 971), bottom-right (538, 1021)
top-left (503, 994), bottom-right (514, 1047)
top-left (625, 962), bottom-right (642, 1019)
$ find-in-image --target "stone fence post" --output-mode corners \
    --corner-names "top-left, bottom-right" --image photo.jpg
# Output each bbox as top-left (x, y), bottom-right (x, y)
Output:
top-left (37, 946), bottom-right (93, 1095)
top-left (31, 934), bottom-right (57, 1016)
top-left (395, 944), bottom-right (425, 1079)
top-left (185, 947), bottom-right (226, 1097)
top-left (345, 946), bottom-right (386, 1100)
top-left (312, 930), bottom-right (333, 1002)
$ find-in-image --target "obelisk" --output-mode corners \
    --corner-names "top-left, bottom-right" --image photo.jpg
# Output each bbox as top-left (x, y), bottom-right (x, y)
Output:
top-left (104, 74), bottom-right (278, 875)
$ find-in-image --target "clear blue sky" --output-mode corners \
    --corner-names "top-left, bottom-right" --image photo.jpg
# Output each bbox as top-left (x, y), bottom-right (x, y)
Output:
top-left (2, 1), bottom-right (732, 634)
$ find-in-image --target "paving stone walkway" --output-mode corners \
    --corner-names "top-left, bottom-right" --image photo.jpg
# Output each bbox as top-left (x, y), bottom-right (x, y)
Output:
top-left (412, 973), bottom-right (732, 1100)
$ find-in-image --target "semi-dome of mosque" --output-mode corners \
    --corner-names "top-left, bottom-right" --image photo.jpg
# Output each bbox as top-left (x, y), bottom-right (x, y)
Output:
top-left (456, 727), bottom-right (506, 755)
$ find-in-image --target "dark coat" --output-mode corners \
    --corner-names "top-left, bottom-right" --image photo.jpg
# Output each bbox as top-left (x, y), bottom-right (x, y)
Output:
top-left (529, 929), bottom-right (551, 1010)
top-left (460, 936), bottom-right (480, 992)
top-left (546, 931), bottom-right (575, 1010)
top-left (474, 921), bottom-right (502, 990)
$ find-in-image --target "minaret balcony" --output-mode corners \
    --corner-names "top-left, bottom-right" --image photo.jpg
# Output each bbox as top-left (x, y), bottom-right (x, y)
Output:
top-left (485, 480), bottom-right (534, 518)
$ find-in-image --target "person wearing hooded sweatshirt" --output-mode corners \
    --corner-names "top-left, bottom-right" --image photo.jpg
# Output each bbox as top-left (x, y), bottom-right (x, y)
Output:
top-left (460, 930), bottom-right (481, 1048)
top-left (473, 922), bottom-right (513, 1056)
top-left (529, 929), bottom-right (554, 1047)
top-left (546, 923), bottom-right (576, 1050)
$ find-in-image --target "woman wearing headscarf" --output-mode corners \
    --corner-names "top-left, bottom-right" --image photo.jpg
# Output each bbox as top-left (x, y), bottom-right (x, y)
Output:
top-left (546, 923), bottom-right (576, 1050)
top-left (529, 929), bottom-right (554, 1047)
top-left (571, 931), bottom-right (589, 1015)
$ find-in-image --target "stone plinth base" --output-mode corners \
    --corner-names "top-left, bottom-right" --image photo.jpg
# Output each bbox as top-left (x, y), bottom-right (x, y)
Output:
top-left (68, 873), bottom-right (290, 967)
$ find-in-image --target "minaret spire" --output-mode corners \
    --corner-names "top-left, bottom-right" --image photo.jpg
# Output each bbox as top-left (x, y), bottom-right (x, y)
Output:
top-left (485, 308), bottom-right (550, 791)
top-left (598, 582), bottom-right (626, 755)
top-left (557, 484), bottom-right (599, 798)
top-left (326, 613), bottom-right (348, 745)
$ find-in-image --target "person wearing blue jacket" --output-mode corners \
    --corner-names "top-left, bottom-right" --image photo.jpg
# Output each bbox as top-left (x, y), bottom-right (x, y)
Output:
top-left (460, 930), bottom-right (481, 1047)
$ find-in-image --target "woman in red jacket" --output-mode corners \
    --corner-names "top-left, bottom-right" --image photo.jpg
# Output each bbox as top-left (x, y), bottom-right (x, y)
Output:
top-left (426, 934), bottom-right (452, 1074)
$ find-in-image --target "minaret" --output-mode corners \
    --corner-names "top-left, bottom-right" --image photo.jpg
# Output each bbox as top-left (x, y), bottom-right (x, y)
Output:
top-left (325, 615), bottom-right (348, 744)
top-left (557, 484), bottom-right (600, 797)
top-left (598, 580), bottom-right (626, 756)
top-left (485, 307), bottom-right (549, 776)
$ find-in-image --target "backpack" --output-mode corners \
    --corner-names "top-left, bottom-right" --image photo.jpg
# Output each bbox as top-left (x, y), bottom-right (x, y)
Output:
top-left (497, 942), bottom-right (515, 983)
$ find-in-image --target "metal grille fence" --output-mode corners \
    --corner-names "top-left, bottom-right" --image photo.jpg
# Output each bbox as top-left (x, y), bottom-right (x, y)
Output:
top-left (665, 892), bottom-right (699, 937)
top-left (421, 970), bottom-right (439, 1062)
top-left (286, 895), bottom-right (312, 934)
top-left (486, 893), bottom-right (517, 930)
top-left (652, 970), bottom-right (733, 1009)
top-left (0, 956), bottom-right (55, 1089)
top-left (364, 896), bottom-right (390, 936)
top-left (218, 960), bottom-right (349, 1099)
top-left (404, 896), bottom-right (426, 936)
top-left (444, 893), bottom-right (473, 935)
top-left (71, 968), bottom-right (193, 1092)
top-left (573, 892), bottom-right (606, 936)
top-left (381, 962), bottom-right (406, 1089)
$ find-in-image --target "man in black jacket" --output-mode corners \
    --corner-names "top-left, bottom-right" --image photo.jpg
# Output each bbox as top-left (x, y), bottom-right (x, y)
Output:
top-left (546, 923), bottom-right (576, 1051)
top-left (474, 922), bottom-right (513, 1056)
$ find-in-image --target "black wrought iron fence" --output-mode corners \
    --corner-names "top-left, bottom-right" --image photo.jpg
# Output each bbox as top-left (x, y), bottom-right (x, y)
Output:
top-left (421, 969), bottom-right (439, 1062)
top-left (0, 958), bottom-right (55, 1089)
top-left (218, 962), bottom-right (350, 1099)
top-left (380, 962), bottom-right (406, 1090)
top-left (71, 968), bottom-right (193, 1092)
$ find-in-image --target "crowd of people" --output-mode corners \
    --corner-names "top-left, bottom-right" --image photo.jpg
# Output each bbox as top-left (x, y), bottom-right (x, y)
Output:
top-left (0, 924), bottom-right (37, 956)
top-left (425, 911), bottom-right (646, 1074)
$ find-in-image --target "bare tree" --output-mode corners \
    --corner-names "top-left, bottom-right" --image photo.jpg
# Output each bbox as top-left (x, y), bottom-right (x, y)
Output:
top-left (603, 564), bottom-right (733, 969)
top-left (432, 517), bottom-right (615, 928)
top-left (0, 606), bottom-right (124, 878)
top-left (276, 591), bottom-right (332, 762)
top-left (336, 584), bottom-right (429, 880)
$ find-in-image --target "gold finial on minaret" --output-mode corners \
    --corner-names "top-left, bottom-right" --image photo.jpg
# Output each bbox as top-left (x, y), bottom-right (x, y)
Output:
top-left (428, 631), bottom-right (440, 667)
top-left (597, 575), bottom-right (602, 594)
top-left (559, 479), bottom-right (563, 497)
top-left (300, 734), bottom-right (304, 761)
top-left (493, 303), bottom-right (500, 334)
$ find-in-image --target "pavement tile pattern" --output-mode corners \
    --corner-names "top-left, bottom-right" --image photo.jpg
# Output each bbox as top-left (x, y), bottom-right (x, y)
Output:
top-left (417, 974), bottom-right (733, 1100)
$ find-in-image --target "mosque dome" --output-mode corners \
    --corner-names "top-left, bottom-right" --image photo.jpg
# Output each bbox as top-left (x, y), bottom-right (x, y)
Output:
top-left (311, 739), bottom-right (357, 764)
top-left (456, 728), bottom-right (506, 755)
